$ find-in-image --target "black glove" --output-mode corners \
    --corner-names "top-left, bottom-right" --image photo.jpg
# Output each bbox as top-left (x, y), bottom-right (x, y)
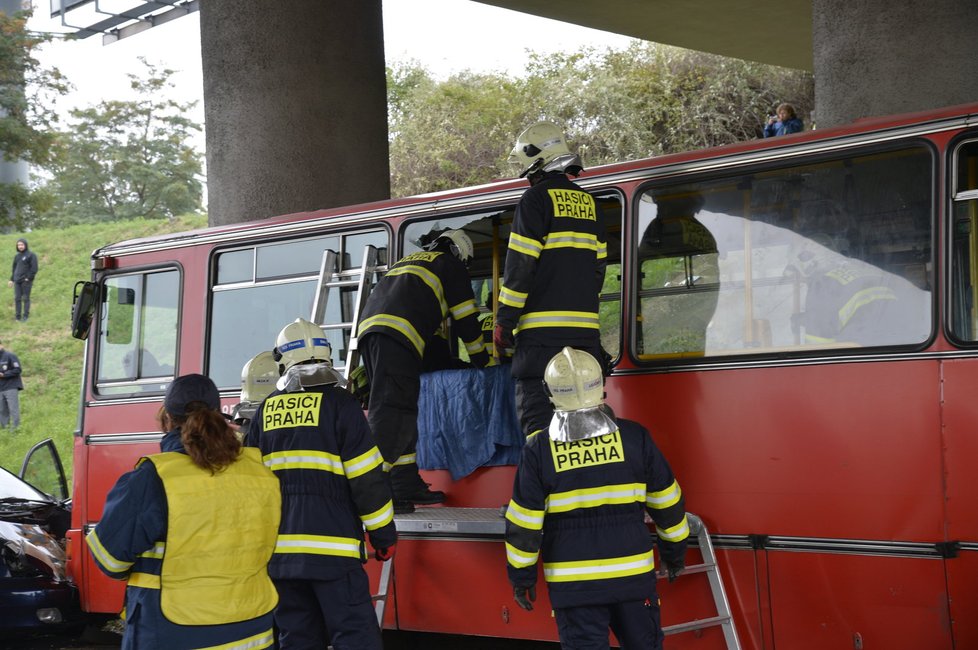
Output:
top-left (664, 558), bottom-right (684, 582)
top-left (513, 584), bottom-right (536, 611)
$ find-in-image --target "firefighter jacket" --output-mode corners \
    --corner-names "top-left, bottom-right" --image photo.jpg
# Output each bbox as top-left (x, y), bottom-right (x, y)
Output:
top-left (86, 431), bottom-right (280, 650)
top-left (497, 172), bottom-right (608, 347)
top-left (245, 383), bottom-right (396, 581)
top-left (358, 249), bottom-right (490, 367)
top-left (505, 418), bottom-right (689, 609)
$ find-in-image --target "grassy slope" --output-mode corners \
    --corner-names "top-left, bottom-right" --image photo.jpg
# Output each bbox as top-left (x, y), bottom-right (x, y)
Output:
top-left (0, 214), bottom-right (207, 483)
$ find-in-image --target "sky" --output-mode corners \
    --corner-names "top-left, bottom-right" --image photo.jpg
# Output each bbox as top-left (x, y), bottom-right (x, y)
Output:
top-left (28, 0), bottom-right (638, 143)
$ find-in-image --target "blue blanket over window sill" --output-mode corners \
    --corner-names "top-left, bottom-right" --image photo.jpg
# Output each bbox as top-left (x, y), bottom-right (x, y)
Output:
top-left (417, 364), bottom-right (524, 480)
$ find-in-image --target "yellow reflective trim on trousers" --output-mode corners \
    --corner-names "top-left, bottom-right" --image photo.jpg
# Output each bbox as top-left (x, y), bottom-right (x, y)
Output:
top-left (597, 240), bottom-right (608, 259)
top-left (385, 264), bottom-right (448, 314)
top-left (543, 550), bottom-right (655, 583)
top-left (128, 572), bottom-right (161, 589)
top-left (463, 336), bottom-right (484, 355)
top-left (517, 310), bottom-right (600, 330)
top-left (508, 232), bottom-right (543, 258)
top-left (542, 231), bottom-right (600, 252)
top-left (838, 286), bottom-right (896, 327)
top-left (263, 449), bottom-right (344, 475)
top-left (451, 298), bottom-right (477, 320)
top-left (546, 483), bottom-right (645, 514)
top-left (137, 542), bottom-right (165, 559)
top-left (646, 480), bottom-right (681, 509)
top-left (505, 500), bottom-right (544, 530)
top-left (197, 628), bottom-right (276, 650)
top-left (656, 516), bottom-right (691, 542)
top-left (358, 314), bottom-right (426, 356)
top-left (361, 501), bottom-right (395, 531)
top-left (275, 534), bottom-right (362, 559)
top-left (393, 452), bottom-right (416, 466)
top-left (343, 447), bottom-right (384, 479)
top-left (86, 529), bottom-right (133, 574)
top-left (804, 333), bottom-right (837, 344)
top-left (499, 284), bottom-right (527, 309)
top-left (505, 541), bottom-right (539, 568)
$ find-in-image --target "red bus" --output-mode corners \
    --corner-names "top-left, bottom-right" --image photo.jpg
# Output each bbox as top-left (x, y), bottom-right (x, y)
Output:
top-left (67, 102), bottom-right (978, 649)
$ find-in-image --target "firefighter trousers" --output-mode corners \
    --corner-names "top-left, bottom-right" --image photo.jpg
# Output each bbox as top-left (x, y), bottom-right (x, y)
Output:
top-left (554, 598), bottom-right (663, 650)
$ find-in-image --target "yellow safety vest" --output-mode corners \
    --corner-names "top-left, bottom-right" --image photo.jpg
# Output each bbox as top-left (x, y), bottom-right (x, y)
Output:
top-left (145, 448), bottom-right (281, 626)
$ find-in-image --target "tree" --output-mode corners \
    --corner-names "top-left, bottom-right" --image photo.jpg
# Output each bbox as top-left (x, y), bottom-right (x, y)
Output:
top-left (0, 9), bottom-right (67, 227)
top-left (388, 42), bottom-right (813, 197)
top-left (41, 59), bottom-right (203, 225)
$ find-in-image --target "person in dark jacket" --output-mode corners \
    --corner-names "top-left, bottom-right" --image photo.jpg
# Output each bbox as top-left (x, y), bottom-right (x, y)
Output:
top-left (763, 102), bottom-right (804, 137)
top-left (246, 317), bottom-right (396, 650)
top-left (505, 348), bottom-right (689, 650)
top-left (86, 373), bottom-right (281, 650)
top-left (494, 122), bottom-right (608, 438)
top-left (358, 229), bottom-right (490, 512)
top-left (9, 238), bottom-right (37, 322)
top-left (0, 339), bottom-right (23, 427)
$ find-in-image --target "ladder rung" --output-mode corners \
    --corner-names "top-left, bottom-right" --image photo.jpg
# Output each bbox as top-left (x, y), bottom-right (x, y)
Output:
top-left (664, 615), bottom-right (733, 635)
top-left (319, 321), bottom-right (354, 330)
top-left (324, 278), bottom-right (362, 289)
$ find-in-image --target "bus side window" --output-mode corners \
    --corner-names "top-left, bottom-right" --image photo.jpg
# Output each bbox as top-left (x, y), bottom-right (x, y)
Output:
top-left (950, 140), bottom-right (978, 342)
top-left (96, 269), bottom-right (179, 395)
top-left (635, 145), bottom-right (933, 362)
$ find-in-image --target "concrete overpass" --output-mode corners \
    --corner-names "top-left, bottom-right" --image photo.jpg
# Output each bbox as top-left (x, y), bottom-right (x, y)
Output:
top-left (53, 0), bottom-right (978, 226)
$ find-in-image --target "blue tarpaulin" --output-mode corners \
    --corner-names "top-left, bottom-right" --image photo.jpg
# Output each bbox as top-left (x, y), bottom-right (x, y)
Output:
top-left (417, 364), bottom-right (524, 480)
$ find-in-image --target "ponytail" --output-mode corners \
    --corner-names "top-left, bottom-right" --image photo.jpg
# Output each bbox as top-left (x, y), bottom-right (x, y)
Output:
top-left (159, 402), bottom-right (241, 473)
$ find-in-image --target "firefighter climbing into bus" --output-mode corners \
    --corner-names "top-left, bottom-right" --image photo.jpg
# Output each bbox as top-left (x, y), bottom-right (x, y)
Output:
top-left (495, 121), bottom-right (609, 439)
top-left (245, 317), bottom-right (395, 650)
top-left (504, 347), bottom-right (689, 649)
top-left (357, 228), bottom-right (491, 513)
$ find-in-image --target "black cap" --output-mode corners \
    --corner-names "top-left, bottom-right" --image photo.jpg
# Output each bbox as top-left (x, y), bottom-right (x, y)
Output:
top-left (164, 374), bottom-right (221, 417)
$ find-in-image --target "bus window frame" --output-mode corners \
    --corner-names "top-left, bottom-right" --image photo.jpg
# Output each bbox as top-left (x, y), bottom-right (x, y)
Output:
top-left (205, 224), bottom-right (392, 389)
top-left (629, 138), bottom-right (939, 368)
top-left (397, 187), bottom-right (627, 366)
top-left (91, 263), bottom-right (183, 400)
top-left (945, 132), bottom-right (978, 347)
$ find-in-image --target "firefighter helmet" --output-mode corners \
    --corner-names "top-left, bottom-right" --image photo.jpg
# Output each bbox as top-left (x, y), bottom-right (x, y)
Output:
top-left (544, 347), bottom-right (605, 412)
top-left (274, 318), bottom-right (333, 372)
top-left (508, 121), bottom-right (583, 178)
top-left (240, 350), bottom-right (279, 403)
top-left (424, 228), bottom-right (473, 263)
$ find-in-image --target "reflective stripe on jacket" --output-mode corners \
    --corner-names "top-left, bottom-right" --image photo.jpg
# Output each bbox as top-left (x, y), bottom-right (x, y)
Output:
top-left (245, 384), bottom-right (397, 581)
top-left (497, 172), bottom-right (607, 347)
top-left (358, 250), bottom-right (489, 367)
top-left (505, 418), bottom-right (688, 609)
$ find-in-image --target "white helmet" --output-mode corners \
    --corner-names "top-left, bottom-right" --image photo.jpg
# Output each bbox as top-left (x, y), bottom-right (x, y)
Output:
top-left (508, 121), bottom-right (583, 178)
top-left (274, 318), bottom-right (333, 372)
top-left (240, 350), bottom-right (279, 403)
top-left (426, 229), bottom-right (473, 263)
top-left (544, 347), bottom-right (605, 412)
top-left (545, 347), bottom-right (617, 442)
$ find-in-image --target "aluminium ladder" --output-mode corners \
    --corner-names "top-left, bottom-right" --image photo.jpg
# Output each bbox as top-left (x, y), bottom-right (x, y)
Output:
top-left (661, 512), bottom-right (741, 649)
top-left (309, 244), bottom-right (381, 380)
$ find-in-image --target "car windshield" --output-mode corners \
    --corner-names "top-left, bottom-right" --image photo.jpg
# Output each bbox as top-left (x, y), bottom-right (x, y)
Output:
top-left (0, 466), bottom-right (51, 503)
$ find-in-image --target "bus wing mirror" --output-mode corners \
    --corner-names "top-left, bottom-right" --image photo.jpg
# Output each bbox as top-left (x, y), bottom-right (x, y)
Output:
top-left (70, 281), bottom-right (100, 341)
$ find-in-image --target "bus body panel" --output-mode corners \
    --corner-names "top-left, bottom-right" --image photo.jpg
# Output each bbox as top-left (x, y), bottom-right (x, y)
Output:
top-left (607, 360), bottom-right (943, 541)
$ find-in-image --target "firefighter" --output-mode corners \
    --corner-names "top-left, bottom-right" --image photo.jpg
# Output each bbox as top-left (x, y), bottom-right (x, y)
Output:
top-left (86, 373), bottom-right (281, 650)
top-left (245, 318), bottom-right (395, 650)
top-left (358, 228), bottom-right (490, 512)
top-left (230, 349), bottom-right (279, 431)
top-left (494, 122), bottom-right (608, 438)
top-left (504, 348), bottom-right (689, 649)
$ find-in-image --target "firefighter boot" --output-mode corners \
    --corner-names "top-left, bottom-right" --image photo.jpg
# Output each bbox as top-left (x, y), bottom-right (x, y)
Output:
top-left (391, 465), bottom-right (445, 506)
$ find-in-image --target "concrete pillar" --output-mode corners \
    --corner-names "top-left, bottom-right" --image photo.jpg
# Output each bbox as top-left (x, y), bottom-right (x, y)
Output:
top-left (200, 0), bottom-right (390, 226)
top-left (813, 0), bottom-right (978, 128)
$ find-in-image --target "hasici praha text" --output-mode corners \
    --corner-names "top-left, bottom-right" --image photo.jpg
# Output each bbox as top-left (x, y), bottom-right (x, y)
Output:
top-left (548, 189), bottom-right (596, 221)
top-left (262, 393), bottom-right (322, 431)
top-left (550, 430), bottom-right (623, 472)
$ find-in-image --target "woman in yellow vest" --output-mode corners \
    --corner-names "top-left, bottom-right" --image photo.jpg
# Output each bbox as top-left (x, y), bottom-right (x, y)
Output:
top-left (87, 374), bottom-right (281, 650)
